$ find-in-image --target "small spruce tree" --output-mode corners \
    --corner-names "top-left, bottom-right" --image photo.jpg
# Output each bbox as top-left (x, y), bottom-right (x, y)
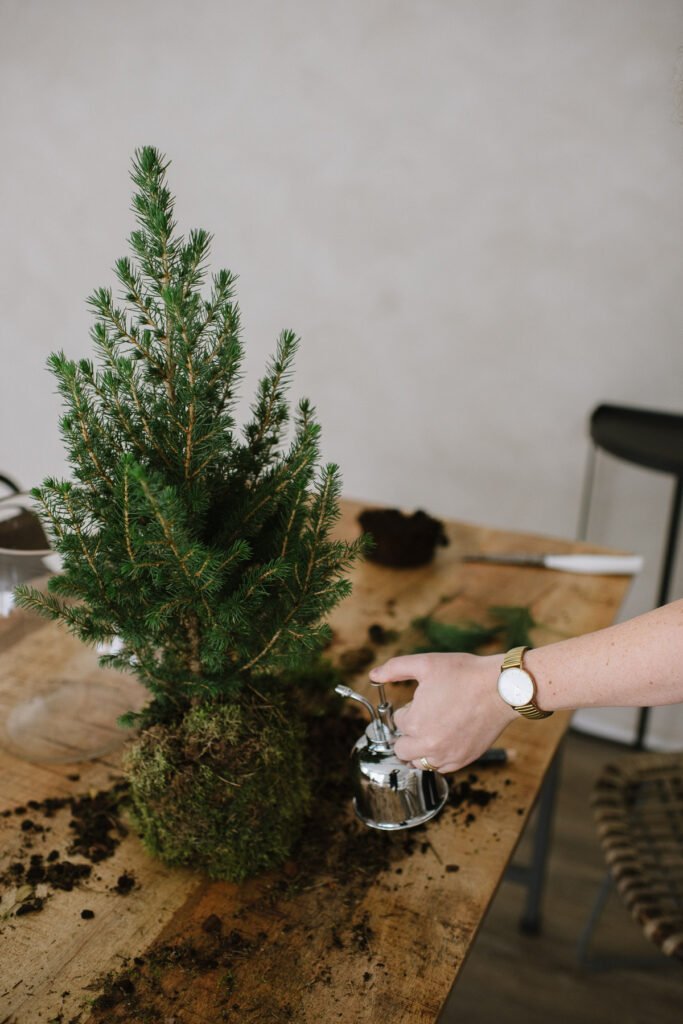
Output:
top-left (17, 147), bottom-right (366, 879)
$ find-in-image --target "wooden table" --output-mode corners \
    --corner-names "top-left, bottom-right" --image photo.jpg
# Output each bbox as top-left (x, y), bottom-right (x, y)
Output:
top-left (0, 501), bottom-right (632, 1024)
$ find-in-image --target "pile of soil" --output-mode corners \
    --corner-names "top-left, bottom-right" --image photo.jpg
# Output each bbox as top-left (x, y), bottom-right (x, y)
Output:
top-left (358, 507), bottom-right (449, 568)
top-left (0, 780), bottom-right (134, 916)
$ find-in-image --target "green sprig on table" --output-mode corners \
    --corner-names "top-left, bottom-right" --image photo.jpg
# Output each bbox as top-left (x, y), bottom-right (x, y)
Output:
top-left (413, 604), bottom-right (537, 654)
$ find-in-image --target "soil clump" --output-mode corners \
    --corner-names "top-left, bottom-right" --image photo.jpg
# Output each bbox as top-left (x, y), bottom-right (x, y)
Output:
top-left (358, 508), bottom-right (449, 568)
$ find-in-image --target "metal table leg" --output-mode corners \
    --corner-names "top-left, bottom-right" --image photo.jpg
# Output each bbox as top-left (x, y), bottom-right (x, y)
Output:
top-left (505, 743), bottom-right (563, 935)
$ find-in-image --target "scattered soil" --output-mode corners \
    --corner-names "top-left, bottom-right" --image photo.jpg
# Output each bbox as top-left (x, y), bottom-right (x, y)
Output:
top-left (0, 780), bottom-right (133, 916)
top-left (201, 913), bottom-right (223, 935)
top-left (367, 623), bottom-right (398, 645)
top-left (448, 778), bottom-right (498, 814)
top-left (15, 896), bottom-right (45, 916)
top-left (358, 507), bottom-right (449, 568)
top-left (2, 696), bottom-right (503, 1022)
top-left (90, 924), bottom-right (259, 1019)
top-left (84, 709), bottom-right (502, 1023)
top-left (338, 646), bottom-right (375, 672)
top-left (112, 871), bottom-right (136, 895)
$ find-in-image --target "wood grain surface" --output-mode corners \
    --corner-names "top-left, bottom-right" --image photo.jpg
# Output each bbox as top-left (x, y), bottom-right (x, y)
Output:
top-left (0, 500), bottom-right (632, 1024)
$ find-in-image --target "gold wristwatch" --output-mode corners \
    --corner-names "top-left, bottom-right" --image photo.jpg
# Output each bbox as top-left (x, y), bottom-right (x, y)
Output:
top-left (496, 646), bottom-right (553, 720)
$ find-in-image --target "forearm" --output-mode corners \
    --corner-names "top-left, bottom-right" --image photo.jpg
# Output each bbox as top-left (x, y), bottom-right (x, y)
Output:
top-left (373, 599), bottom-right (683, 773)
top-left (526, 598), bottom-right (683, 712)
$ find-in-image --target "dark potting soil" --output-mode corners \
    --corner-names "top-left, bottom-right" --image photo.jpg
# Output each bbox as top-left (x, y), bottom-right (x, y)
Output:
top-left (338, 645), bottom-right (375, 673)
top-left (0, 780), bottom-right (134, 916)
top-left (112, 870), bottom-right (136, 895)
top-left (367, 622), bottom-right (398, 645)
top-left (358, 507), bottom-right (449, 568)
top-left (90, 923), bottom-right (259, 1018)
top-left (447, 777), bottom-right (498, 816)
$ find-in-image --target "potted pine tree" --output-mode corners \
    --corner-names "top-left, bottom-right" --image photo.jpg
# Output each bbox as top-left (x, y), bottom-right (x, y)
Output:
top-left (17, 147), bottom-right (365, 880)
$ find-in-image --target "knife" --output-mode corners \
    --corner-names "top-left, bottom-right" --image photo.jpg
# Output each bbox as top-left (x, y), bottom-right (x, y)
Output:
top-left (462, 552), bottom-right (643, 575)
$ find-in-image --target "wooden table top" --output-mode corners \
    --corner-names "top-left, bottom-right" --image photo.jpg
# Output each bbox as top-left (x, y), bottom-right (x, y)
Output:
top-left (0, 500), bottom-right (632, 1024)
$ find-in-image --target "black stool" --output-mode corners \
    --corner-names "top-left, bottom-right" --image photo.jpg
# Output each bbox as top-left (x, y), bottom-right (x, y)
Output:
top-left (578, 403), bottom-right (683, 748)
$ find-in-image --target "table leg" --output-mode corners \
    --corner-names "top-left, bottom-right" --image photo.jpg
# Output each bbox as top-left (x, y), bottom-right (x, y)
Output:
top-left (505, 743), bottom-right (563, 935)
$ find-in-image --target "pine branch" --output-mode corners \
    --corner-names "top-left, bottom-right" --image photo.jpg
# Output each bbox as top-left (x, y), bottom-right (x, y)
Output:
top-left (412, 605), bottom-right (539, 655)
top-left (87, 287), bottom-right (167, 376)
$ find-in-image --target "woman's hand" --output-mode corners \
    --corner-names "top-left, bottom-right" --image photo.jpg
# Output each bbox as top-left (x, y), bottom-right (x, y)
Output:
top-left (369, 652), bottom-right (517, 773)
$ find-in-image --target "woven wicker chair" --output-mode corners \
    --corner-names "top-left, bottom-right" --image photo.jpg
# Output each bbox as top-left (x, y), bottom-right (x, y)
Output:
top-left (578, 753), bottom-right (683, 966)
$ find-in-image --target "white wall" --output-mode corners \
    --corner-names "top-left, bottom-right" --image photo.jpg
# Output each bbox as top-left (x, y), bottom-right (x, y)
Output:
top-left (1, 0), bottom-right (682, 745)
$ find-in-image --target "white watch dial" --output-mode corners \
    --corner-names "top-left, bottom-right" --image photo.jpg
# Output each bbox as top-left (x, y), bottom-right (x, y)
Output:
top-left (497, 667), bottom-right (535, 707)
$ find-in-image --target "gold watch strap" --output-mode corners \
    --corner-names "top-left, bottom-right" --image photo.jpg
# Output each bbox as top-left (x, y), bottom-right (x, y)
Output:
top-left (501, 645), bottom-right (553, 719)
top-left (501, 646), bottom-right (527, 670)
top-left (513, 701), bottom-right (553, 720)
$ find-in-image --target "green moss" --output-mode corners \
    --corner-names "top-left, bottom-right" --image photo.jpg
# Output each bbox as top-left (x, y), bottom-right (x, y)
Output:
top-left (124, 692), bottom-right (310, 881)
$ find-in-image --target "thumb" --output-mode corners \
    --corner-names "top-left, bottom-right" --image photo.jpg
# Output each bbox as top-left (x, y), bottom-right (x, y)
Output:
top-left (369, 654), bottom-right (427, 685)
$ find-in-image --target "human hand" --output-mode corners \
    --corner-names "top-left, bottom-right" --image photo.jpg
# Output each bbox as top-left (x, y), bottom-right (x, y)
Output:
top-left (369, 652), bottom-right (516, 773)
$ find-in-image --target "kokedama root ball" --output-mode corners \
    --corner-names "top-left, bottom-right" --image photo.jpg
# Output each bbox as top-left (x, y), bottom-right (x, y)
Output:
top-left (125, 694), bottom-right (309, 881)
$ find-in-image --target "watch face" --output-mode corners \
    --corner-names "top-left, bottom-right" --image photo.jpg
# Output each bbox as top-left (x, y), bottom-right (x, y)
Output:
top-left (497, 667), bottom-right (534, 707)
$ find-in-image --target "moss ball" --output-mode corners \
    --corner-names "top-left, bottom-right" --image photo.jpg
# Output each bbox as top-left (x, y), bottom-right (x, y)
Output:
top-left (124, 693), bottom-right (310, 881)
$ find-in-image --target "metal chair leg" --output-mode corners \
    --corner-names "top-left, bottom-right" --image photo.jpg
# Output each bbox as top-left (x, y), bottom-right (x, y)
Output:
top-left (634, 474), bottom-right (683, 751)
top-left (577, 443), bottom-right (597, 542)
top-left (656, 474), bottom-right (683, 608)
top-left (577, 871), bottom-right (612, 967)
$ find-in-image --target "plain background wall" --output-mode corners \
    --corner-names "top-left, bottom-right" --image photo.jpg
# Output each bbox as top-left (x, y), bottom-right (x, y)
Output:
top-left (1, 0), bottom-right (682, 745)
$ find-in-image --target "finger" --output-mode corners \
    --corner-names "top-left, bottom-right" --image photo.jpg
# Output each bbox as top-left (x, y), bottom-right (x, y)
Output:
top-left (369, 654), bottom-right (427, 685)
top-left (392, 703), bottom-right (413, 729)
top-left (393, 735), bottom-right (428, 763)
top-left (410, 755), bottom-right (445, 771)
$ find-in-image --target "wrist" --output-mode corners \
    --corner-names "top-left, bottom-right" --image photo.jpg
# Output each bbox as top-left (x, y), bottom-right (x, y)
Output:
top-left (496, 646), bottom-right (554, 720)
top-left (480, 653), bottom-right (518, 726)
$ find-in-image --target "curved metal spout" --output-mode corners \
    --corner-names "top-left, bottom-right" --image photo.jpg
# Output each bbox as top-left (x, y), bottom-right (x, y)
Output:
top-left (334, 684), bottom-right (388, 745)
top-left (335, 684), bottom-right (377, 723)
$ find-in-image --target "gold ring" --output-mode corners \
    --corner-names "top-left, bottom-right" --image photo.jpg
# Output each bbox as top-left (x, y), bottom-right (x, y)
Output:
top-left (419, 756), bottom-right (436, 772)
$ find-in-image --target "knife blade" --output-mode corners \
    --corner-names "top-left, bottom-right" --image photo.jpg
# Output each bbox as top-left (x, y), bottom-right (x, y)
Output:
top-left (462, 553), bottom-right (643, 575)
